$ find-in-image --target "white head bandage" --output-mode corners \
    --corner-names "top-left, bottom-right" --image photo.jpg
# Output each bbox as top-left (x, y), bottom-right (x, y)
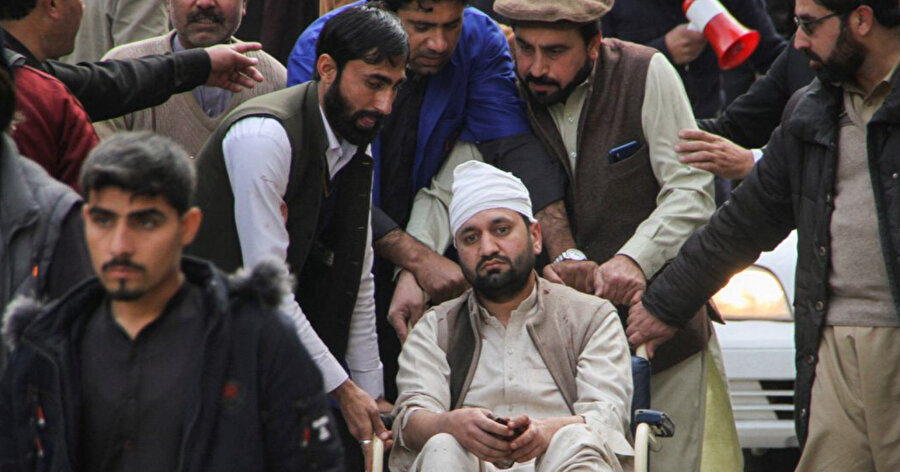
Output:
top-left (449, 161), bottom-right (536, 243)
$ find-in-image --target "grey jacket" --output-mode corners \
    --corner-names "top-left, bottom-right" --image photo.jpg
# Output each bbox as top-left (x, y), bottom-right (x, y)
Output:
top-left (0, 134), bottom-right (91, 365)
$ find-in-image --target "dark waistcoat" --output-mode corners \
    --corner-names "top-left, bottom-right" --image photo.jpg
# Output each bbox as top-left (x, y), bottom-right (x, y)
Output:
top-left (189, 81), bottom-right (372, 363)
top-left (522, 39), bottom-right (710, 372)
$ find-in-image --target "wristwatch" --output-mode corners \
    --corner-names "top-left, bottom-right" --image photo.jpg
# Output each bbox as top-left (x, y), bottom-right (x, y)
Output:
top-left (553, 248), bottom-right (588, 264)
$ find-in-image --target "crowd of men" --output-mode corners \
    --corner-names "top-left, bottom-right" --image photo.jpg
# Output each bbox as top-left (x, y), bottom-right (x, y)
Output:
top-left (1, 0), bottom-right (899, 470)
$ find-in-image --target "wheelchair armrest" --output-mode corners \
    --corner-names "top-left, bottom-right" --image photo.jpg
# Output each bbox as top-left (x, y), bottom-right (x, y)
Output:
top-left (634, 409), bottom-right (675, 438)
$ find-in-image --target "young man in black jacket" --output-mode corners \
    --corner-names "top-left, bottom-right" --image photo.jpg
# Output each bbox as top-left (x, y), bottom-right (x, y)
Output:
top-left (629, 0), bottom-right (900, 469)
top-left (0, 132), bottom-right (344, 471)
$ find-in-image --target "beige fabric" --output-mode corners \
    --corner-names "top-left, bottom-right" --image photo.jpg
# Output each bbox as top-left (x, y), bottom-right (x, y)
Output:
top-left (64, 0), bottom-right (169, 63)
top-left (464, 287), bottom-right (570, 419)
top-left (826, 97), bottom-right (898, 327)
top-left (408, 424), bottom-right (625, 472)
top-left (390, 281), bottom-right (632, 471)
top-left (796, 326), bottom-right (900, 472)
top-left (494, 0), bottom-right (614, 23)
top-left (650, 330), bottom-right (740, 472)
top-left (403, 53), bottom-right (713, 280)
top-left (699, 331), bottom-right (742, 471)
top-left (548, 79), bottom-right (589, 171)
top-left (843, 59), bottom-right (898, 125)
top-left (406, 141), bottom-right (482, 262)
top-left (93, 32), bottom-right (287, 158)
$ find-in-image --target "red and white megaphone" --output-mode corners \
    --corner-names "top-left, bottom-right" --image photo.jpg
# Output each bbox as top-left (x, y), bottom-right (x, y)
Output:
top-left (683, 0), bottom-right (760, 70)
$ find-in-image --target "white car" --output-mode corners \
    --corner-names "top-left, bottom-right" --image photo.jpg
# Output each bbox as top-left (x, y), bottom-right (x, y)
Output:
top-left (712, 231), bottom-right (799, 450)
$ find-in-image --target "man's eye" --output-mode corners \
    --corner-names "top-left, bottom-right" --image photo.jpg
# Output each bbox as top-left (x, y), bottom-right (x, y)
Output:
top-left (413, 23), bottom-right (430, 32)
top-left (496, 226), bottom-right (510, 235)
top-left (462, 234), bottom-right (478, 245)
top-left (90, 214), bottom-right (113, 227)
top-left (133, 217), bottom-right (161, 230)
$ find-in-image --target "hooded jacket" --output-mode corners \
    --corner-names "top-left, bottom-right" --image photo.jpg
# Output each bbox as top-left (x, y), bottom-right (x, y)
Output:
top-left (0, 257), bottom-right (345, 472)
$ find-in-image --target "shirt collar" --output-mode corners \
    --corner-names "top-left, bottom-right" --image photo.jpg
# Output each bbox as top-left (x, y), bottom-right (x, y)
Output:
top-left (318, 106), bottom-right (359, 177)
top-left (2, 29), bottom-right (42, 70)
top-left (843, 58), bottom-right (900, 100)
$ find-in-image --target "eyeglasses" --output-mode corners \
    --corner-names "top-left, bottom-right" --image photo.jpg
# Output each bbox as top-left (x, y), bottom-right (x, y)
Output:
top-left (794, 12), bottom-right (845, 36)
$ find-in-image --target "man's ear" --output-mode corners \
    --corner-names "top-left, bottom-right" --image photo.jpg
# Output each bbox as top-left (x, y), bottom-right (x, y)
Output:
top-left (588, 34), bottom-right (601, 62)
top-left (180, 207), bottom-right (203, 246)
top-left (44, 0), bottom-right (62, 20)
top-left (317, 53), bottom-right (338, 86)
top-left (852, 5), bottom-right (874, 36)
top-left (531, 220), bottom-right (543, 256)
top-left (241, 0), bottom-right (248, 16)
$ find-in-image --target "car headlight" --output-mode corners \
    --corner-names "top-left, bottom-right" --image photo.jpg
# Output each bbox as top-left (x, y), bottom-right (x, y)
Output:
top-left (712, 265), bottom-right (792, 321)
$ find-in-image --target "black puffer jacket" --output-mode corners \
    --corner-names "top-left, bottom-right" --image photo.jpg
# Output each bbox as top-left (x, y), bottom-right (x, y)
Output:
top-left (0, 257), bottom-right (345, 471)
top-left (641, 74), bottom-right (900, 446)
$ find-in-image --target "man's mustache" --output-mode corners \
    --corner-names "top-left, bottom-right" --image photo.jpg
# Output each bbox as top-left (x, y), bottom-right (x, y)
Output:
top-left (477, 255), bottom-right (511, 271)
top-left (525, 74), bottom-right (560, 87)
top-left (187, 9), bottom-right (225, 24)
top-left (102, 257), bottom-right (146, 273)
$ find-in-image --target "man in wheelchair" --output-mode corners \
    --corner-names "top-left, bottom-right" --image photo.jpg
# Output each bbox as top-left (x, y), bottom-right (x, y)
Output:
top-left (389, 161), bottom-right (633, 471)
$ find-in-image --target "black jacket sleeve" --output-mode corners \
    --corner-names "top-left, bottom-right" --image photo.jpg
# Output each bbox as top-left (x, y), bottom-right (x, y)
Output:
top-left (642, 92), bottom-right (801, 328)
top-left (698, 43), bottom-right (815, 148)
top-left (476, 133), bottom-right (567, 213)
top-left (43, 49), bottom-right (211, 122)
top-left (260, 314), bottom-right (345, 472)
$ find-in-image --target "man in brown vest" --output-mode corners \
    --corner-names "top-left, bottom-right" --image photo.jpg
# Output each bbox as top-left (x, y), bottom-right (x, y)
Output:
top-left (493, 0), bottom-right (742, 470)
top-left (390, 160), bottom-right (632, 471)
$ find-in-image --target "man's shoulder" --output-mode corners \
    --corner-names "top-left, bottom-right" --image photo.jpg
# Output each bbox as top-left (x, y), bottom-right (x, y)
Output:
top-left (538, 278), bottom-right (618, 321)
top-left (102, 32), bottom-right (172, 60)
top-left (599, 38), bottom-right (658, 64)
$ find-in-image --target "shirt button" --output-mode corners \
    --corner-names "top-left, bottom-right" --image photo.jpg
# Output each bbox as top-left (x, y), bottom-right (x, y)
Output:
top-left (506, 349), bottom-right (513, 355)
top-left (818, 246), bottom-right (827, 256)
top-left (893, 172), bottom-right (899, 179)
top-left (815, 300), bottom-right (825, 311)
top-left (567, 115), bottom-right (575, 123)
top-left (507, 374), bottom-right (513, 380)
top-left (569, 151), bottom-right (577, 159)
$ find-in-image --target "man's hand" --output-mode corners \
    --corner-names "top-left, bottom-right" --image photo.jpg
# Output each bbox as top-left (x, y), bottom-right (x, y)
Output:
top-left (507, 415), bottom-right (583, 464)
top-left (441, 408), bottom-right (513, 463)
top-left (543, 260), bottom-right (599, 295)
top-left (387, 270), bottom-right (427, 343)
top-left (676, 129), bottom-right (755, 179)
top-left (594, 255), bottom-right (646, 305)
top-left (330, 379), bottom-right (392, 471)
top-left (664, 24), bottom-right (707, 65)
top-left (410, 251), bottom-right (468, 304)
top-left (204, 43), bottom-right (265, 92)
top-left (626, 300), bottom-right (678, 358)
top-left (375, 229), bottom-right (469, 303)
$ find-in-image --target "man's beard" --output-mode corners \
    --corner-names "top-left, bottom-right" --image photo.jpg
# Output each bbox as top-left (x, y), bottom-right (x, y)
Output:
top-left (101, 257), bottom-right (147, 301)
top-left (463, 246), bottom-right (535, 304)
top-left (521, 59), bottom-right (593, 106)
top-left (323, 71), bottom-right (385, 146)
top-left (805, 20), bottom-right (865, 84)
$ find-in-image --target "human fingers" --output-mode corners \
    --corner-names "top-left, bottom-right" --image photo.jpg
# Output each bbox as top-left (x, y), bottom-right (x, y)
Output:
top-left (229, 42), bottom-right (263, 53)
top-left (543, 264), bottom-right (564, 284)
top-left (387, 311), bottom-right (409, 343)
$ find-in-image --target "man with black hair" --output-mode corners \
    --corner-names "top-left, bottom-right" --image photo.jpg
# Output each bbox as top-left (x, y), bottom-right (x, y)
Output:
top-left (190, 5), bottom-right (407, 470)
top-left (493, 0), bottom-right (742, 470)
top-left (0, 33), bottom-right (92, 366)
top-left (628, 0), bottom-right (900, 469)
top-left (0, 132), bottom-right (344, 472)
